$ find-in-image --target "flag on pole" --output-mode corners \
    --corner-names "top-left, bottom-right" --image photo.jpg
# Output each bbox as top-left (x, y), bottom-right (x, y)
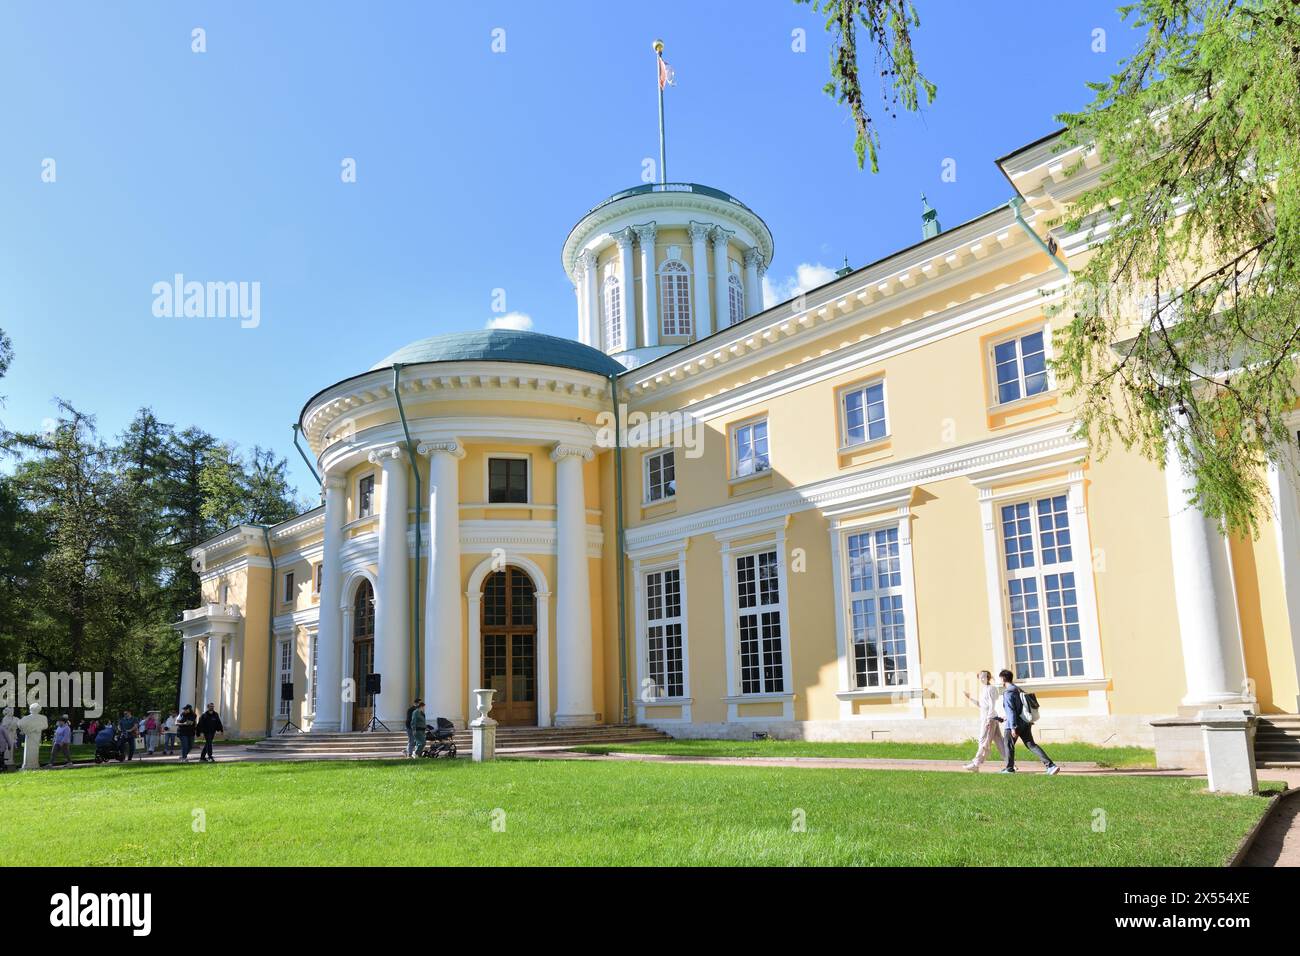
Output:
top-left (657, 51), bottom-right (675, 90)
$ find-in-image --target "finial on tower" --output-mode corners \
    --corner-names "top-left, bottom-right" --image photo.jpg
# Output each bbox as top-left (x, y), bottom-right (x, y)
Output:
top-left (921, 193), bottom-right (941, 240)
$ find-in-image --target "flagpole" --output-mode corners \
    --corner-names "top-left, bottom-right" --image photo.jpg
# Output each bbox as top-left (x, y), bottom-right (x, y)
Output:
top-left (654, 39), bottom-right (666, 184)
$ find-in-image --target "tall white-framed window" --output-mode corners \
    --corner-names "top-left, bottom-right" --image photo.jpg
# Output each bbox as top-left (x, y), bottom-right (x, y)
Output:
top-left (308, 632), bottom-right (318, 715)
top-left (736, 549), bottom-right (785, 694)
top-left (990, 326), bottom-right (1050, 405)
top-left (731, 418), bottom-right (770, 478)
top-left (999, 491), bottom-right (1084, 680)
top-left (645, 567), bottom-right (685, 698)
top-left (277, 638), bottom-right (292, 717)
top-left (602, 274), bottom-right (623, 351)
top-left (727, 273), bottom-right (744, 326)
top-left (644, 448), bottom-right (676, 503)
top-left (357, 472), bottom-right (376, 518)
top-left (283, 570), bottom-right (295, 605)
top-left (845, 526), bottom-right (909, 687)
top-left (658, 259), bottom-right (692, 337)
top-left (840, 379), bottom-right (888, 447)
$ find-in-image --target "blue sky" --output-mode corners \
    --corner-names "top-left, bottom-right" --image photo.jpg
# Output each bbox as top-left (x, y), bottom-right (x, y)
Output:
top-left (0, 1), bottom-right (1138, 495)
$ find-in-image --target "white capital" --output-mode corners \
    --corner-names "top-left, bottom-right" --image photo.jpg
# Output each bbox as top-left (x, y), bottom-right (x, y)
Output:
top-left (417, 439), bottom-right (466, 459)
top-left (549, 443), bottom-right (594, 463)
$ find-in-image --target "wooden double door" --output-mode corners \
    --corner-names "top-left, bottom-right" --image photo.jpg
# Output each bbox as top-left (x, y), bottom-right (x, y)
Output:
top-left (351, 581), bottom-right (376, 731)
top-left (481, 567), bottom-right (537, 726)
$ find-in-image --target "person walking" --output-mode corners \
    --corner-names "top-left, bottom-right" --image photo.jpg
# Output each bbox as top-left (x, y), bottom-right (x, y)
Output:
top-left (962, 670), bottom-right (1007, 771)
top-left (197, 702), bottom-right (224, 763)
top-left (997, 669), bottom-right (1060, 775)
top-left (162, 709), bottom-right (178, 756)
top-left (404, 697), bottom-right (424, 757)
top-left (408, 702), bottom-right (427, 758)
top-left (143, 711), bottom-right (159, 755)
top-left (176, 705), bottom-right (197, 763)
top-left (48, 716), bottom-right (73, 768)
top-left (118, 709), bottom-right (139, 761)
top-left (0, 721), bottom-right (13, 772)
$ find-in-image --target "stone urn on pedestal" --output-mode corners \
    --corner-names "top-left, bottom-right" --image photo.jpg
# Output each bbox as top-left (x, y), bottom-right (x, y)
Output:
top-left (470, 688), bottom-right (498, 763)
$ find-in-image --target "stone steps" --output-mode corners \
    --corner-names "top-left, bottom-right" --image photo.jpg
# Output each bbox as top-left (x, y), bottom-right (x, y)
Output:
top-left (245, 725), bottom-right (671, 759)
top-left (1254, 716), bottom-right (1300, 768)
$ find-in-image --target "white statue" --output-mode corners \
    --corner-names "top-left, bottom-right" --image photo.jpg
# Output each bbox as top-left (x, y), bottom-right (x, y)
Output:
top-left (17, 703), bottom-right (48, 771)
top-left (0, 706), bottom-right (17, 768)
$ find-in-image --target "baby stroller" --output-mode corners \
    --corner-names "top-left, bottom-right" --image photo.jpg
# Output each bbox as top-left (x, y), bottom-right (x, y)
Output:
top-left (419, 718), bottom-right (457, 759)
top-left (94, 732), bottom-right (128, 764)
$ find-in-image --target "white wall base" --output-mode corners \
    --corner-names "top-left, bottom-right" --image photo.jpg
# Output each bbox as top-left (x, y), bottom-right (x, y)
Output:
top-left (1199, 709), bottom-right (1258, 795)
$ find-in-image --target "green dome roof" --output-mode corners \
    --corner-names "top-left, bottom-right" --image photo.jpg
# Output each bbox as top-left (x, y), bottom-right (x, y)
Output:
top-left (371, 329), bottom-right (625, 377)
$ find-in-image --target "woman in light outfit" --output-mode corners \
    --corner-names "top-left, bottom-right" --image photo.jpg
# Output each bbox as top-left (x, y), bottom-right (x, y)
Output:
top-left (962, 670), bottom-right (1006, 771)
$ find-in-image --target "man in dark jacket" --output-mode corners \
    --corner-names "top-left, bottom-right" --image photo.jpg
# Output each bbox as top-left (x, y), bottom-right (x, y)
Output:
top-left (196, 702), bottom-right (224, 763)
top-left (176, 705), bottom-right (197, 762)
top-left (998, 670), bottom-right (1060, 775)
top-left (118, 709), bottom-right (139, 760)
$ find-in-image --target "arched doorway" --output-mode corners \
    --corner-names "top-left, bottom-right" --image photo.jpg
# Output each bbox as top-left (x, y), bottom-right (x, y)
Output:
top-left (481, 567), bottom-right (537, 726)
top-left (351, 580), bottom-right (376, 731)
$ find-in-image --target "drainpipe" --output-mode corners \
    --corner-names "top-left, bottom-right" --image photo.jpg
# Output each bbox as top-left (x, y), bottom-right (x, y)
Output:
top-left (1008, 196), bottom-right (1069, 277)
top-left (292, 424), bottom-right (322, 486)
top-left (260, 525), bottom-right (278, 738)
top-left (391, 364), bottom-right (423, 699)
top-left (610, 373), bottom-right (631, 725)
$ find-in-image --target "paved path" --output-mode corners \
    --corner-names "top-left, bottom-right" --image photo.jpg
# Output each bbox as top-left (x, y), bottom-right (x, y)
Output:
top-left (1241, 789), bottom-right (1300, 867)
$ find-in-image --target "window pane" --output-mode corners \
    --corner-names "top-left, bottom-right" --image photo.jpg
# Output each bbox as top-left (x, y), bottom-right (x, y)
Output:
top-left (1021, 331), bottom-right (1047, 395)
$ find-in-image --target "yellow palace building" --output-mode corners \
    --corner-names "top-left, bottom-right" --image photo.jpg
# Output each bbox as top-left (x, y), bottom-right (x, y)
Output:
top-left (178, 126), bottom-right (1300, 767)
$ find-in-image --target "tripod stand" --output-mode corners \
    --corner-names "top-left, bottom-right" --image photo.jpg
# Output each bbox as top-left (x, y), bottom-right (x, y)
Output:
top-left (277, 717), bottom-right (302, 735)
top-left (363, 713), bottom-right (391, 733)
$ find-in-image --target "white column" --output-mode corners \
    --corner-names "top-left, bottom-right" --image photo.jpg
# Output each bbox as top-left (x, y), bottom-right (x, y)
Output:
top-left (421, 439), bottom-right (466, 727)
top-left (370, 446), bottom-right (411, 725)
top-left (339, 604), bottom-right (355, 731)
top-left (634, 223), bottom-right (658, 348)
top-left (573, 260), bottom-right (589, 347)
top-left (580, 249), bottom-right (599, 349)
top-left (711, 226), bottom-right (732, 329)
top-left (1165, 415), bottom-right (1248, 707)
top-left (312, 473), bottom-right (346, 732)
top-left (615, 228), bottom-right (636, 350)
top-left (203, 635), bottom-right (223, 709)
top-left (689, 222), bottom-right (713, 339)
top-left (743, 247), bottom-right (764, 318)
top-left (551, 443), bottom-right (596, 725)
top-left (178, 637), bottom-right (197, 709)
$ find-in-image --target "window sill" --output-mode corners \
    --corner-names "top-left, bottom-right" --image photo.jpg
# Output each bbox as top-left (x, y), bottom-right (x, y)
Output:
top-left (641, 494), bottom-right (677, 508)
top-left (728, 469), bottom-right (772, 487)
top-left (836, 685), bottom-right (921, 701)
top-left (723, 693), bottom-right (794, 704)
top-left (1015, 676), bottom-right (1108, 693)
top-left (838, 435), bottom-right (891, 455)
top-left (640, 696), bottom-right (692, 705)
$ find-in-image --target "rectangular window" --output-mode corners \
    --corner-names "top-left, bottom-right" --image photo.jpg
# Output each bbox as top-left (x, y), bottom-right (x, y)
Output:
top-left (358, 474), bottom-right (375, 517)
top-left (1000, 493), bottom-right (1082, 680)
top-left (283, 571), bottom-right (295, 605)
top-left (645, 568), bottom-right (684, 698)
top-left (845, 526), bottom-right (909, 687)
top-left (313, 564), bottom-right (322, 596)
top-left (278, 640), bottom-right (292, 718)
top-left (736, 550), bottom-right (784, 694)
top-left (645, 449), bottom-right (676, 503)
top-left (842, 380), bottom-right (888, 446)
top-left (732, 419), bottom-right (770, 478)
top-left (488, 457), bottom-right (529, 504)
top-left (992, 328), bottom-right (1049, 405)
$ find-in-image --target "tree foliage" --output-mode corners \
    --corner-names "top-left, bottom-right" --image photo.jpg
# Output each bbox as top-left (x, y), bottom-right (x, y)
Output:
top-left (798, 0), bottom-right (936, 171)
top-left (1056, 0), bottom-right (1300, 533)
top-left (0, 401), bottom-right (308, 716)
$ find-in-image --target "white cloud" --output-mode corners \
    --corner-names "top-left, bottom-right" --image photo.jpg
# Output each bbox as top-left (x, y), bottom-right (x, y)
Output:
top-left (485, 311), bottom-right (533, 331)
top-left (762, 263), bottom-right (839, 309)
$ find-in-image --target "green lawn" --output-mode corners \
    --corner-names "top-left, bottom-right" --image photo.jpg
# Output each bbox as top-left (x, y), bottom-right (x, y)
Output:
top-left (0, 757), bottom-right (1264, 866)
top-left (572, 738), bottom-right (1157, 768)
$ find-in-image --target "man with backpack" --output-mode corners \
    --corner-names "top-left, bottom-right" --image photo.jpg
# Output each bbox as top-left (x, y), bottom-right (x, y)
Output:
top-left (404, 697), bottom-right (424, 757)
top-left (997, 669), bottom-right (1060, 775)
top-left (196, 702), bottom-right (224, 763)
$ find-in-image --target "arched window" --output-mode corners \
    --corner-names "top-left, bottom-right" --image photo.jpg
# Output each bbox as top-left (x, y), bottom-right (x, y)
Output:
top-left (658, 260), bottom-right (692, 337)
top-left (728, 273), bottom-right (745, 327)
top-left (602, 274), bottom-right (623, 351)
